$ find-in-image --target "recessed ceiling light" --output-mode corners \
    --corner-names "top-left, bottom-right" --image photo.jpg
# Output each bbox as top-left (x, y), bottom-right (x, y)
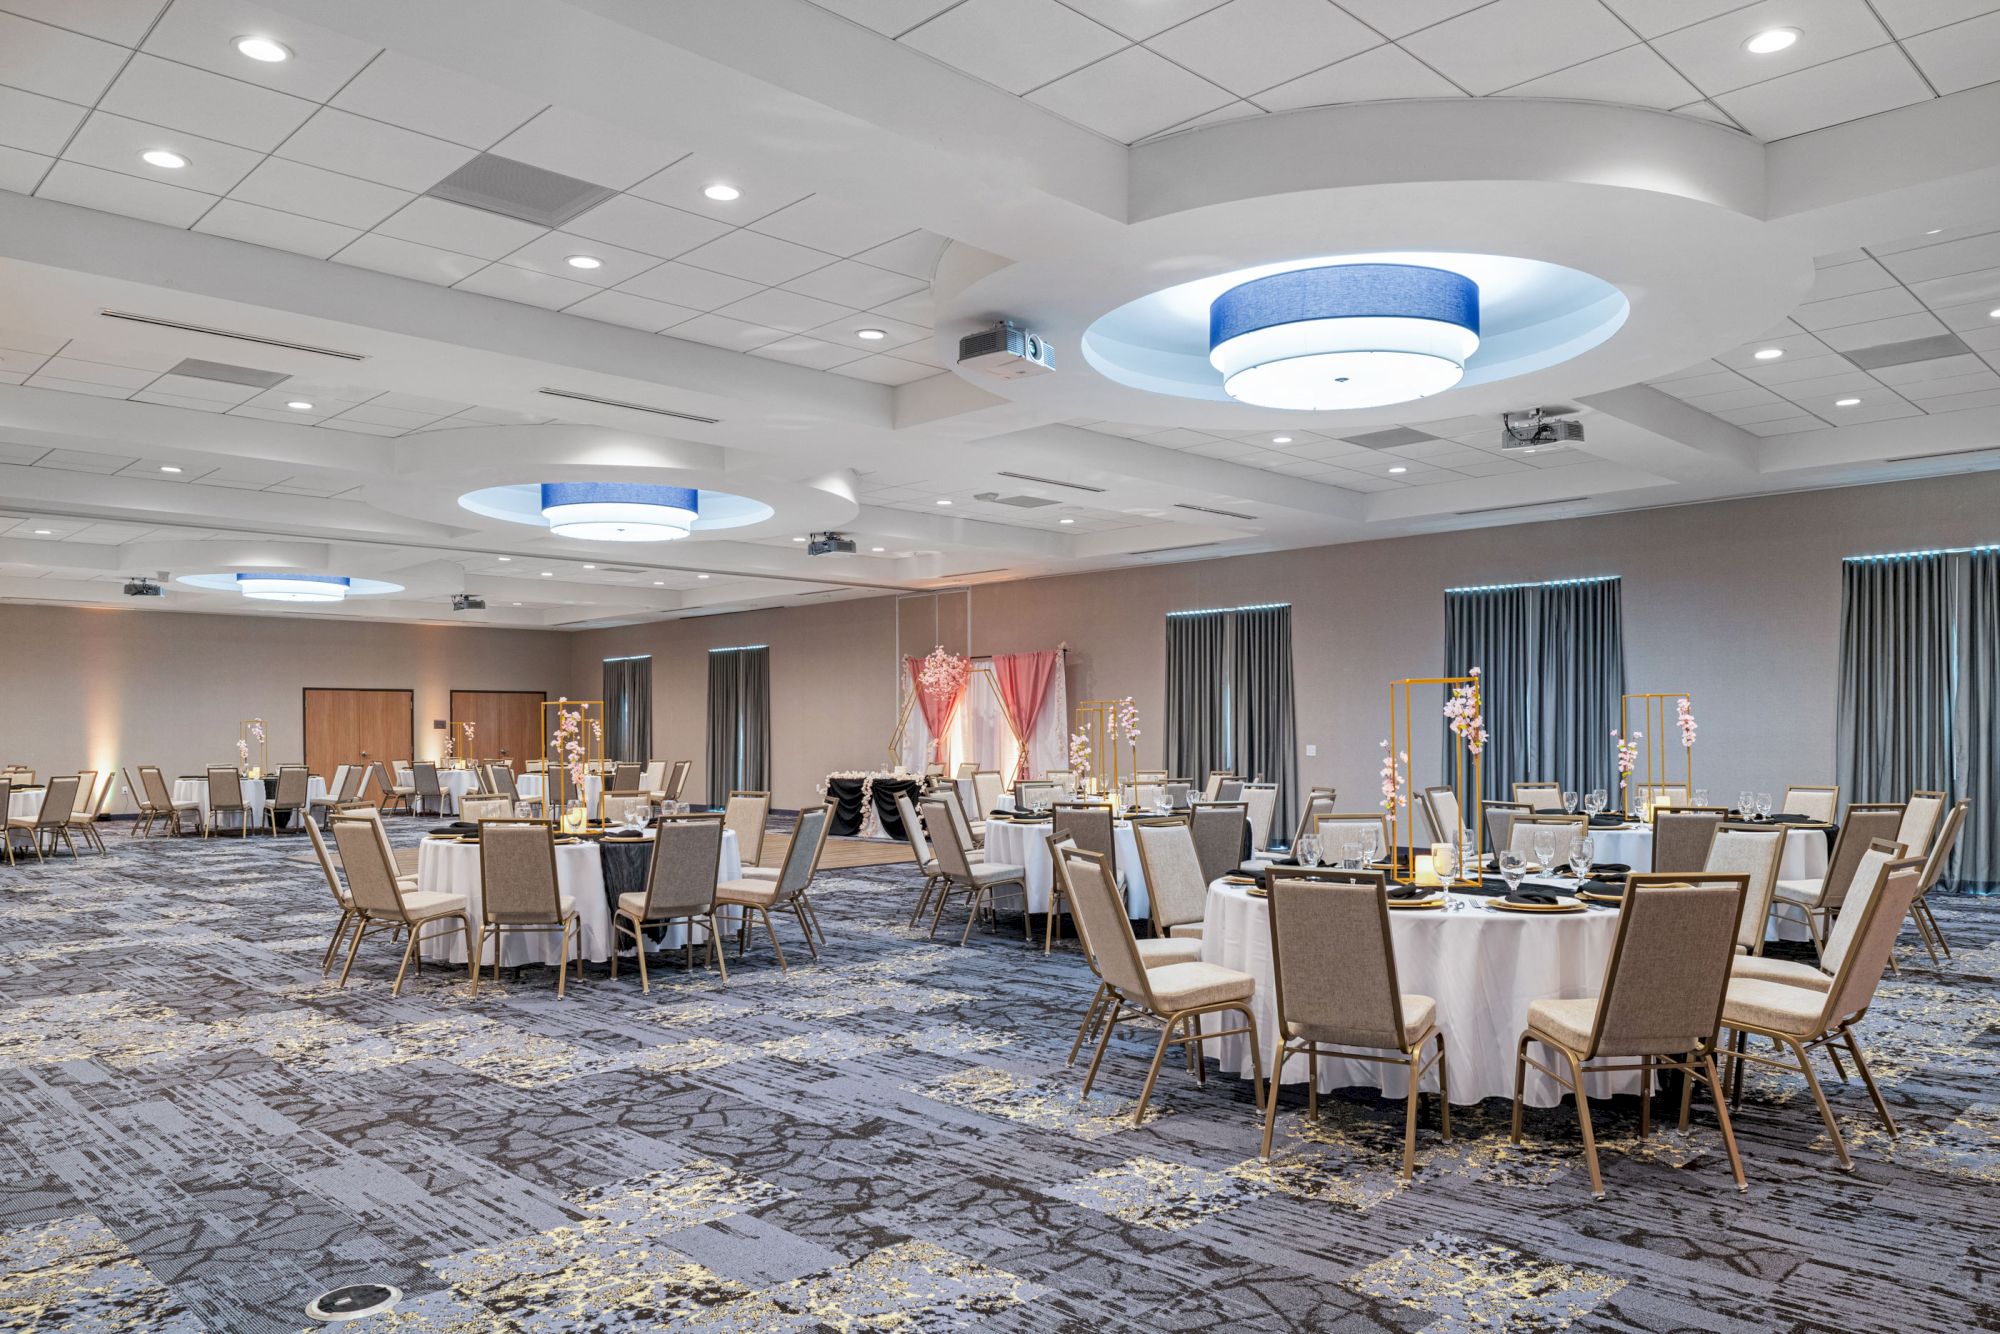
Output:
top-left (1753, 347), bottom-right (1784, 360)
top-left (697, 573), bottom-right (710, 579)
top-left (159, 465), bottom-right (182, 473)
top-left (512, 602), bottom-right (522, 606)
top-left (1744, 27), bottom-right (1799, 54)
top-left (1271, 435), bottom-right (1292, 444)
top-left (540, 571), bottom-right (553, 577)
top-left (870, 546), bottom-right (885, 552)
top-left (792, 536), bottom-right (806, 542)
top-left (234, 35), bottom-right (291, 62)
top-left (1059, 517), bottom-right (1075, 524)
top-left (856, 328), bottom-right (887, 341)
top-left (285, 400), bottom-right (313, 410)
top-left (497, 556), bottom-right (510, 561)
top-left (581, 563), bottom-right (595, 569)
top-left (1989, 307), bottom-right (2000, 319)
top-left (653, 580), bottom-right (664, 586)
top-left (564, 254), bottom-right (603, 270)
top-left (33, 529), bottom-right (53, 535)
top-left (935, 498), bottom-right (952, 505)
top-left (1926, 229), bottom-right (1943, 235)
top-left (703, 183), bottom-right (740, 201)
top-left (1387, 467), bottom-right (1407, 475)
top-left (141, 149), bottom-right (188, 169)
top-left (1835, 397), bottom-right (1862, 406)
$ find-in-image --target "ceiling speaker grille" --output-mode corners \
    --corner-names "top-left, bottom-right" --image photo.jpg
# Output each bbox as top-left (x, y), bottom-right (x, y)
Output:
top-left (167, 358), bottom-right (289, 388)
top-left (427, 154), bottom-right (615, 228)
top-left (1843, 334), bottom-right (1973, 370)
top-left (1344, 427), bottom-right (1437, 449)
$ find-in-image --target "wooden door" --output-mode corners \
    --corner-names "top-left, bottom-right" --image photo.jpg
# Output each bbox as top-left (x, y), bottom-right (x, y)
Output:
top-left (304, 688), bottom-right (413, 781)
top-left (450, 690), bottom-right (546, 772)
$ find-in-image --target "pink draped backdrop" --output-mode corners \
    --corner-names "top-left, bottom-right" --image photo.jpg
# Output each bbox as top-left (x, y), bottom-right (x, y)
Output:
top-left (992, 650), bottom-right (1060, 782)
top-left (906, 657), bottom-right (965, 763)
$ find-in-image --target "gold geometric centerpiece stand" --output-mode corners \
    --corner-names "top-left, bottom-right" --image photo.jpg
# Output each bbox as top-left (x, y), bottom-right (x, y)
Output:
top-left (1621, 692), bottom-right (1693, 817)
top-left (238, 718), bottom-right (268, 779)
top-left (1072, 699), bottom-right (1135, 800)
top-left (1386, 677), bottom-right (1483, 887)
top-left (448, 721), bottom-right (477, 769)
top-left (542, 699), bottom-right (605, 832)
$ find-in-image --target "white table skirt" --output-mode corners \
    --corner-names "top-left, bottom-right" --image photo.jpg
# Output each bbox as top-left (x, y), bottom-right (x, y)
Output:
top-left (980, 818), bottom-right (1149, 917)
top-left (9, 789), bottom-right (44, 821)
top-left (395, 766), bottom-right (481, 815)
top-left (1200, 880), bottom-right (1634, 1108)
top-left (416, 829), bottom-right (742, 967)
top-left (515, 773), bottom-right (602, 813)
top-left (172, 776), bottom-right (326, 825)
top-left (1581, 823), bottom-right (1827, 941)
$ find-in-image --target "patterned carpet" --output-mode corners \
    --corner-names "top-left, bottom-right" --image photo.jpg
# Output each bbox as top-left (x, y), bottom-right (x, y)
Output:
top-left (1, 825), bottom-right (1997, 1333)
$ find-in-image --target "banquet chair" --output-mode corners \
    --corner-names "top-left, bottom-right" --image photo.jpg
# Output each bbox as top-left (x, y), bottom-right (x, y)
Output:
top-left (71, 769), bottom-right (97, 821)
top-left (1052, 801), bottom-right (1115, 868)
top-left (1719, 856), bottom-right (1923, 1172)
top-left (305, 815), bottom-right (392, 976)
top-left (663, 759), bottom-right (693, 804)
top-left (924, 761), bottom-right (947, 779)
top-left (599, 791), bottom-right (650, 826)
top-left (526, 759), bottom-right (546, 773)
top-left (491, 765), bottom-right (537, 818)
top-left (472, 819), bottom-right (581, 998)
top-left (943, 787), bottom-right (987, 855)
top-left (1905, 799), bottom-right (1969, 966)
top-left (1051, 834), bottom-right (1204, 1059)
top-left (373, 761), bottom-right (414, 815)
top-left (897, 789), bottom-right (952, 928)
top-left (1736, 844), bottom-right (1899, 993)
top-left (1203, 772), bottom-right (1234, 801)
top-left (613, 814), bottom-right (728, 989)
top-left (1511, 782), bottom-right (1565, 811)
top-left (460, 795), bottom-right (514, 823)
top-left (1482, 801), bottom-right (1531, 856)
top-left (1781, 785), bottom-right (1840, 823)
top-left (1772, 808), bottom-right (1904, 957)
top-left (717, 804), bottom-right (832, 968)
top-left (1704, 824), bottom-right (1788, 955)
top-left (1896, 790), bottom-right (1947, 860)
top-left (1044, 770), bottom-right (1077, 795)
top-left (1286, 791), bottom-right (1337, 853)
top-left (972, 769), bottom-right (1006, 817)
top-left (410, 762), bottom-right (446, 819)
top-left (69, 772), bottom-right (112, 855)
top-left (0, 780), bottom-right (17, 865)
top-left (1165, 780), bottom-right (1194, 811)
top-left (205, 766), bottom-right (251, 839)
top-left (1215, 778), bottom-right (1245, 803)
top-left (724, 791), bottom-right (772, 866)
top-left (1633, 784), bottom-right (1691, 812)
top-left (1419, 785), bottom-right (1472, 851)
top-left (266, 765), bottom-right (311, 836)
top-left (140, 765), bottom-right (201, 836)
top-left (1508, 814), bottom-right (1587, 862)
top-left (1651, 808), bottom-right (1725, 874)
top-left (1241, 782), bottom-right (1279, 853)
top-left (956, 762), bottom-right (978, 779)
top-left (638, 761), bottom-right (667, 800)
top-left (1262, 870), bottom-right (1450, 1178)
top-left (610, 762), bottom-right (641, 792)
top-left (1134, 818), bottom-right (1210, 943)
top-left (329, 815), bottom-right (474, 996)
top-left (1191, 802), bottom-right (1249, 885)
top-left (1016, 780), bottom-right (1056, 809)
top-left (1513, 875), bottom-right (1748, 1200)
top-left (312, 764), bottom-right (366, 828)
top-left (1314, 812), bottom-right (1393, 867)
top-left (123, 767), bottom-right (158, 837)
top-left (1137, 770), bottom-right (1168, 783)
top-left (921, 798), bottom-right (1028, 946)
top-left (1064, 846), bottom-right (1263, 1127)
top-left (334, 803), bottom-right (422, 878)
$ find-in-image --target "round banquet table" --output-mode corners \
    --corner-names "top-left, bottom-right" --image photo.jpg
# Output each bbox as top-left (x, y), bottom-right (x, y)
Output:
top-left (8, 787), bottom-right (45, 822)
top-left (1199, 879), bottom-right (1636, 1107)
top-left (415, 828), bottom-right (742, 968)
top-left (515, 773), bottom-right (602, 814)
top-left (1574, 821), bottom-right (1827, 941)
top-left (172, 775), bottom-right (326, 827)
top-left (980, 817), bottom-right (1150, 917)
top-left (395, 766), bottom-right (481, 815)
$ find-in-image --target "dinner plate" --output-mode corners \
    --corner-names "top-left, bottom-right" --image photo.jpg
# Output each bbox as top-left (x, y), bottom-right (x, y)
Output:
top-left (1576, 890), bottom-right (1625, 905)
top-left (1489, 896), bottom-right (1586, 914)
top-left (1387, 896), bottom-right (1445, 910)
top-left (1244, 885), bottom-right (1269, 898)
top-left (1222, 875), bottom-right (1259, 886)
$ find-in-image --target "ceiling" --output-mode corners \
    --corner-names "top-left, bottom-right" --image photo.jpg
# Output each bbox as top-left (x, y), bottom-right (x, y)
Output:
top-left (0, 0), bottom-right (1996, 629)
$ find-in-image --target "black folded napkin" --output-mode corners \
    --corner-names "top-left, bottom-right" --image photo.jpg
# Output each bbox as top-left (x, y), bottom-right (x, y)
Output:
top-left (431, 822), bottom-right (478, 836)
top-left (1588, 813), bottom-right (1624, 827)
top-left (1589, 863), bottom-right (1631, 877)
top-left (1762, 812), bottom-right (1817, 824)
top-left (1467, 876), bottom-right (1512, 896)
top-left (1506, 890), bottom-right (1562, 906)
top-left (1578, 879), bottom-right (1626, 899)
top-left (1385, 884), bottom-right (1432, 901)
top-left (1265, 856), bottom-right (1300, 867)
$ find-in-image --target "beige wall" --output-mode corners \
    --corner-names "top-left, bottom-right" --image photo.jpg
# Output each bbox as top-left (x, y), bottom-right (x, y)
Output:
top-left (568, 472), bottom-right (2000, 810)
top-left (0, 604), bottom-right (571, 811)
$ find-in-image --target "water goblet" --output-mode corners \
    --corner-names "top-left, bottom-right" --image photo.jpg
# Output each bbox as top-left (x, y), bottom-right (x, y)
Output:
top-left (1562, 789), bottom-right (1577, 814)
top-left (1297, 835), bottom-right (1323, 869)
top-left (1738, 790), bottom-right (1754, 817)
top-left (1692, 788), bottom-right (1708, 808)
top-left (1755, 791), bottom-right (1773, 820)
top-left (1499, 849), bottom-right (1526, 894)
top-left (1582, 790), bottom-right (1603, 817)
top-left (1568, 835), bottom-right (1591, 880)
top-left (1360, 827), bottom-right (1381, 865)
top-left (1533, 836), bottom-right (1556, 874)
top-left (1432, 841), bottom-right (1458, 883)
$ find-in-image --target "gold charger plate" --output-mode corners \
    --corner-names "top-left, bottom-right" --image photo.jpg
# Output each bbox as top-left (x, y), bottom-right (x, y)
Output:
top-left (1489, 897), bottom-right (1586, 914)
top-left (1222, 874), bottom-right (1259, 886)
top-left (1244, 885), bottom-right (1269, 898)
top-left (1387, 896), bottom-right (1445, 910)
top-left (1577, 890), bottom-right (1626, 905)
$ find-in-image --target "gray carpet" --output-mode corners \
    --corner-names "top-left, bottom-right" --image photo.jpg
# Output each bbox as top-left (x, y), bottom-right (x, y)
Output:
top-left (1, 826), bottom-right (1996, 1333)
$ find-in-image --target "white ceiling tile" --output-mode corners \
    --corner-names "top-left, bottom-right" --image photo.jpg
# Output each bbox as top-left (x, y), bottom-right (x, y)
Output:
top-left (665, 313), bottom-right (789, 352)
top-left (129, 389), bottom-right (232, 411)
top-left (1791, 285), bottom-right (1924, 330)
top-left (36, 448), bottom-right (139, 472)
top-left (1903, 9), bottom-right (2000, 92)
top-left (1812, 246), bottom-right (1870, 267)
top-left (1871, 352), bottom-right (1987, 383)
top-left (1866, 0), bottom-right (2000, 37)
top-left (453, 262), bottom-right (596, 310)
top-left (0, 325), bottom-right (63, 354)
top-left (900, 0), bottom-right (1127, 95)
top-left (1862, 221), bottom-right (1997, 256)
top-left (35, 158), bottom-right (216, 226)
top-left (316, 419), bottom-right (406, 436)
top-left (853, 229), bottom-right (947, 279)
top-left (1327, 0), bottom-right (1494, 39)
top-left (1650, 0), bottom-right (1893, 95)
top-left (1027, 45), bottom-right (1234, 141)
top-left (781, 258), bottom-right (925, 308)
top-left (1496, 42), bottom-right (1702, 109)
top-left (0, 84), bottom-right (88, 157)
top-left (805, 0), bottom-right (960, 37)
top-left (329, 403), bottom-right (441, 427)
top-left (1146, 0), bottom-right (1379, 97)
top-left (98, 53), bottom-right (315, 152)
top-left (1739, 352), bottom-right (1859, 384)
top-left (1254, 42), bottom-right (1465, 109)
top-left (62, 109), bottom-right (263, 195)
top-left (488, 106), bottom-right (685, 191)
top-left (36, 357), bottom-right (154, 388)
top-left (225, 156), bottom-right (410, 229)
top-left (1682, 384), bottom-right (1785, 410)
top-left (1755, 368), bottom-right (1879, 398)
top-left (146, 373), bottom-right (257, 401)
top-left (869, 288), bottom-right (934, 325)
top-left (1713, 44), bottom-right (1930, 139)
top-left (749, 335), bottom-right (869, 370)
top-left (1936, 298), bottom-right (2000, 331)
top-left (714, 288), bottom-right (856, 334)
top-left (1804, 257), bottom-right (1900, 302)
top-left (1715, 400), bottom-right (1814, 424)
top-left (616, 260), bottom-right (766, 310)
top-left (561, 289), bottom-right (701, 333)
top-left (563, 193), bottom-right (731, 259)
top-left (139, 0), bottom-right (382, 101)
top-left (329, 50), bottom-right (545, 149)
top-left (1908, 263), bottom-right (2000, 308)
top-left (829, 354), bottom-right (938, 385)
top-left (373, 196), bottom-right (547, 260)
top-left (804, 313), bottom-right (929, 349)
top-left (499, 230), bottom-right (660, 287)
top-left (748, 193), bottom-right (924, 256)
top-left (275, 107), bottom-right (476, 193)
top-left (626, 154), bottom-right (812, 222)
top-left (1670, 99), bottom-right (1742, 128)
top-left (889, 337), bottom-right (949, 368)
top-left (1397, 0), bottom-right (1635, 96)
top-left (1815, 311), bottom-right (1949, 350)
top-left (1714, 330), bottom-right (1831, 366)
top-left (1920, 385), bottom-right (2000, 412)
top-left (1877, 229), bottom-right (2000, 283)
top-left (0, 11), bottom-right (129, 103)
top-left (1653, 368), bottom-right (1747, 397)
top-left (0, 0), bottom-right (167, 45)
top-left (36, 338), bottom-right (169, 368)
top-left (331, 232), bottom-right (486, 285)
top-left (1893, 368), bottom-right (2000, 399)
top-left (192, 198), bottom-right (358, 257)
top-left (1804, 396), bottom-right (1922, 424)
top-left (1598, 0), bottom-right (1763, 38)
top-left (0, 145), bottom-right (54, 194)
top-left (25, 375), bottom-right (133, 399)
top-left (675, 229), bottom-right (834, 284)
top-left (1058, 0), bottom-right (1233, 40)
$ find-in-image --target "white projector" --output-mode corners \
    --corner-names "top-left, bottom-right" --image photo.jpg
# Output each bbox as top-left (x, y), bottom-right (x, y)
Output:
top-left (957, 321), bottom-right (1055, 379)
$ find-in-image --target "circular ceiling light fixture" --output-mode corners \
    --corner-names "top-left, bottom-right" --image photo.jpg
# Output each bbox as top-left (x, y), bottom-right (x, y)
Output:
top-left (237, 573), bottom-right (350, 602)
top-left (1744, 27), bottom-right (1800, 54)
top-left (1753, 347), bottom-right (1784, 360)
top-left (564, 254), bottom-right (603, 270)
top-left (703, 183), bottom-right (741, 201)
top-left (1835, 397), bottom-right (1861, 406)
top-left (234, 35), bottom-right (291, 61)
top-left (1271, 435), bottom-right (1292, 444)
top-left (286, 400), bottom-right (314, 410)
top-left (1208, 263), bottom-right (1480, 410)
top-left (856, 328), bottom-right (887, 341)
top-left (539, 481), bottom-right (699, 541)
top-left (141, 149), bottom-right (188, 169)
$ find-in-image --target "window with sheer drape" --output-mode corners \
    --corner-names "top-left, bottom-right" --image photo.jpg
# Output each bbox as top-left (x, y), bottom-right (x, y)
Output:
top-left (1165, 604), bottom-right (1297, 835)
top-left (1838, 549), bottom-right (1996, 890)
top-left (1443, 577), bottom-right (1624, 801)
top-left (602, 655), bottom-right (651, 764)
top-left (706, 646), bottom-right (770, 802)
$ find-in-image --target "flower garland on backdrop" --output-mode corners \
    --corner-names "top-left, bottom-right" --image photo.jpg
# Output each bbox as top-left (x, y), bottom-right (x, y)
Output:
top-left (1068, 730), bottom-right (1092, 778)
top-left (1676, 697), bottom-right (1697, 750)
top-left (1612, 729), bottom-right (1641, 800)
top-left (1115, 697), bottom-right (1140, 747)
top-left (1378, 739), bottom-right (1406, 814)
top-left (1442, 667), bottom-right (1488, 754)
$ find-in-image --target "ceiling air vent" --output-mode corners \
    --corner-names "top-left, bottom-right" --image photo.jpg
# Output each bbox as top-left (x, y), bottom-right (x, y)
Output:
top-left (973, 492), bottom-right (1057, 508)
top-left (1844, 334), bottom-right (1973, 371)
top-left (995, 470), bottom-right (1105, 493)
top-left (1131, 541), bottom-right (1226, 557)
top-left (427, 154), bottom-right (615, 228)
top-left (1344, 427), bottom-right (1437, 449)
top-left (167, 358), bottom-right (289, 389)
top-left (99, 311), bottom-right (367, 360)
top-left (1174, 501), bottom-right (1258, 521)
top-left (1454, 496), bottom-right (1589, 517)
top-left (536, 388), bottom-right (720, 425)
top-left (1886, 445), bottom-right (2000, 463)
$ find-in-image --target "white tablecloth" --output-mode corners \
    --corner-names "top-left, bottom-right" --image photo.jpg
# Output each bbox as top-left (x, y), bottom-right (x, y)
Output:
top-left (980, 818), bottom-right (1149, 917)
top-left (416, 828), bottom-right (741, 967)
top-left (8, 788), bottom-right (44, 821)
top-left (516, 773), bottom-right (602, 813)
top-left (1577, 823), bottom-right (1828, 941)
top-left (1200, 879), bottom-right (1634, 1107)
top-left (395, 766), bottom-right (482, 815)
top-left (172, 776), bottom-right (326, 826)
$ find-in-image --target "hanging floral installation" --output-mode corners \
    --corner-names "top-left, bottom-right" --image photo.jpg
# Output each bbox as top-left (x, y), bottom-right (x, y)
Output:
top-left (551, 698), bottom-right (589, 801)
top-left (1676, 697), bottom-right (1698, 750)
top-left (1068, 729), bottom-right (1093, 778)
top-left (1379, 739), bottom-right (1406, 814)
top-left (1115, 697), bottom-right (1141, 747)
top-left (235, 738), bottom-right (250, 767)
top-left (1612, 728), bottom-right (1642, 798)
top-left (1442, 666), bottom-right (1488, 754)
top-left (443, 728), bottom-right (455, 761)
top-left (914, 645), bottom-right (971, 763)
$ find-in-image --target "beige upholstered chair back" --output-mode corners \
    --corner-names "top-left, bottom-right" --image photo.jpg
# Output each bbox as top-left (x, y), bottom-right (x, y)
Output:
top-left (1266, 873), bottom-right (1407, 1051)
top-left (526, 759), bottom-right (545, 772)
top-left (339, 764), bottom-right (368, 802)
top-left (371, 761), bottom-right (396, 797)
top-left (1189, 803), bottom-right (1247, 885)
top-left (1512, 782), bottom-right (1564, 811)
top-left (972, 770), bottom-right (1005, 815)
top-left (1509, 814), bottom-right (1586, 858)
top-left (956, 762), bottom-right (978, 779)
top-left (1133, 819), bottom-right (1208, 934)
top-left (1821, 860), bottom-right (1924, 1028)
top-left (460, 795), bottom-right (513, 823)
top-left (1164, 780), bottom-right (1193, 810)
top-left (921, 799), bottom-right (976, 880)
top-left (274, 765), bottom-right (309, 808)
top-left (1201, 772), bottom-right (1230, 801)
top-left (1821, 807), bottom-right (1903, 908)
top-left (206, 767), bottom-right (243, 813)
top-left (1819, 843), bottom-right (1900, 976)
top-left (640, 761), bottom-right (666, 793)
top-left (1704, 824), bottom-right (1787, 951)
top-left (1215, 778), bottom-right (1245, 802)
top-left (724, 791), bottom-right (771, 865)
top-left (36, 775), bottom-right (79, 828)
top-left (771, 805), bottom-right (832, 902)
top-left (1241, 782), bottom-right (1279, 852)
top-left (611, 762), bottom-right (641, 791)
top-left (1016, 780), bottom-right (1056, 808)
top-left (1652, 809), bottom-right (1723, 873)
top-left (1051, 803), bottom-right (1115, 862)
top-left (1781, 785), bottom-right (1839, 822)
top-left (490, 765), bottom-right (521, 802)
top-left (1584, 876), bottom-right (1744, 1059)
top-left (412, 762), bottom-right (442, 799)
top-left (1062, 849), bottom-right (1150, 999)
top-left (70, 771), bottom-right (98, 818)
top-left (1045, 770), bottom-right (1077, 795)
top-left (141, 766), bottom-right (174, 810)
top-left (1897, 791), bottom-right (1945, 857)
top-left (330, 816), bottom-right (408, 917)
top-left (895, 791), bottom-right (933, 866)
top-left (942, 791), bottom-right (982, 855)
top-left (600, 792), bottom-right (650, 825)
top-left (1421, 785), bottom-right (1463, 845)
top-left (1634, 784), bottom-right (1689, 810)
top-left (1290, 792), bottom-right (1336, 850)
top-left (1919, 800), bottom-right (1969, 894)
top-left (640, 815), bottom-right (724, 919)
top-left (665, 760), bottom-right (692, 801)
top-left (1315, 813), bottom-right (1391, 861)
top-left (479, 820), bottom-right (564, 926)
top-left (304, 816), bottom-right (350, 909)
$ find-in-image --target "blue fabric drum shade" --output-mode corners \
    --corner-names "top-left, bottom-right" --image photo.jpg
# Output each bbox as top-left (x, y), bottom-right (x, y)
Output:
top-left (1208, 263), bottom-right (1481, 410)
top-left (539, 482), bottom-right (700, 541)
top-left (236, 573), bottom-right (351, 602)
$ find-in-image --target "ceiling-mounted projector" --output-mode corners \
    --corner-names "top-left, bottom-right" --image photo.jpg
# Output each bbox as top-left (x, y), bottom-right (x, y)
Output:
top-left (807, 532), bottom-right (856, 557)
top-left (1499, 408), bottom-right (1584, 450)
top-left (957, 321), bottom-right (1055, 379)
top-left (451, 594), bottom-right (485, 611)
top-left (123, 577), bottom-right (164, 598)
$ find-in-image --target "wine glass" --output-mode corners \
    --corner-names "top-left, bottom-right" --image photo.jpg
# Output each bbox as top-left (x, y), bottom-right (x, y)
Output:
top-left (1692, 788), bottom-right (1708, 808)
top-left (1756, 791), bottom-right (1773, 820)
top-left (1433, 841), bottom-right (1458, 883)
top-left (1562, 789), bottom-right (1577, 814)
top-left (1583, 789), bottom-right (1603, 817)
top-left (1499, 849), bottom-right (1526, 894)
top-left (1533, 834), bottom-right (1557, 874)
top-left (1738, 789), bottom-right (1754, 817)
top-left (1568, 835), bottom-right (1592, 880)
top-left (1296, 835), bottom-right (1322, 869)
top-left (1360, 826), bottom-right (1381, 865)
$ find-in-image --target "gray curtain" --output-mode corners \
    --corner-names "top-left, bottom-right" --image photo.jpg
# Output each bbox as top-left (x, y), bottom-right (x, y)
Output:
top-left (1445, 578), bottom-right (1624, 802)
top-left (706, 647), bottom-right (770, 802)
top-left (1837, 551), bottom-right (1993, 889)
top-left (602, 656), bottom-right (651, 764)
top-left (1165, 611), bottom-right (1229, 787)
top-left (1165, 605), bottom-right (1298, 835)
